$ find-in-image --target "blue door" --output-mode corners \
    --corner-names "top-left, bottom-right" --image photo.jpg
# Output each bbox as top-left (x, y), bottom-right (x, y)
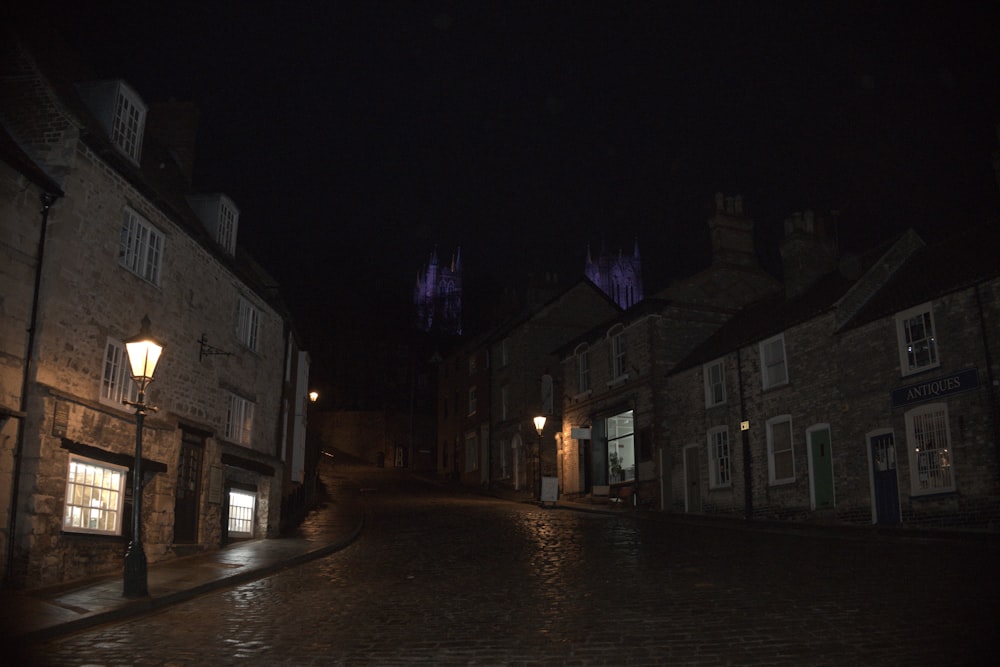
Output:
top-left (870, 433), bottom-right (900, 524)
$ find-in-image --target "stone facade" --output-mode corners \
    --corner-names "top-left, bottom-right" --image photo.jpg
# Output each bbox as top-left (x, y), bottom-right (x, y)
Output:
top-left (558, 196), bottom-right (780, 508)
top-left (0, 26), bottom-right (308, 587)
top-left (665, 224), bottom-right (1000, 530)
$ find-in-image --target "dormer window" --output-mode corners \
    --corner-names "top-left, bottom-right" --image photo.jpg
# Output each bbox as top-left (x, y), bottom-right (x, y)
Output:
top-left (77, 80), bottom-right (147, 164)
top-left (187, 194), bottom-right (240, 255)
top-left (112, 84), bottom-right (145, 162)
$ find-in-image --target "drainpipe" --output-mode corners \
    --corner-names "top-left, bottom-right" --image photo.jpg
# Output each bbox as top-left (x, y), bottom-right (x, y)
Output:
top-left (5, 191), bottom-right (59, 584)
top-left (736, 346), bottom-right (752, 520)
top-left (974, 284), bottom-right (1000, 480)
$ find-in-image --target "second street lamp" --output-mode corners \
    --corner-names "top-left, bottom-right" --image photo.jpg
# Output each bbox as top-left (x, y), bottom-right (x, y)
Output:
top-left (533, 416), bottom-right (546, 502)
top-left (122, 315), bottom-right (163, 598)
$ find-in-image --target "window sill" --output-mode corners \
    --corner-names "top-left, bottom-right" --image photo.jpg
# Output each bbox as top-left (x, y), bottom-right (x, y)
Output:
top-left (898, 363), bottom-right (942, 380)
top-left (768, 478), bottom-right (796, 487)
top-left (607, 374), bottom-right (630, 388)
top-left (910, 488), bottom-right (956, 499)
top-left (573, 390), bottom-right (592, 401)
top-left (761, 381), bottom-right (789, 393)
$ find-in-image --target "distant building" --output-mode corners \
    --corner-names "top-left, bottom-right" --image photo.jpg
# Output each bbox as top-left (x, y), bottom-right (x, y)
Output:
top-left (415, 247), bottom-right (462, 336)
top-left (585, 239), bottom-right (644, 310)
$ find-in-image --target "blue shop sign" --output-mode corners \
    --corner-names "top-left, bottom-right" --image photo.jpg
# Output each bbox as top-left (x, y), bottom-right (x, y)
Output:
top-left (891, 368), bottom-right (980, 408)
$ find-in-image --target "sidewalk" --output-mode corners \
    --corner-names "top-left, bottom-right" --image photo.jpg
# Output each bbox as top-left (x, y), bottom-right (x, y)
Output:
top-left (1, 455), bottom-right (366, 645)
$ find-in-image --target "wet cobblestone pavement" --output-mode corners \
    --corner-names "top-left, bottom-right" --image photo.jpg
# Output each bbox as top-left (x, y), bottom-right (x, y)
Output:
top-left (22, 463), bottom-right (999, 666)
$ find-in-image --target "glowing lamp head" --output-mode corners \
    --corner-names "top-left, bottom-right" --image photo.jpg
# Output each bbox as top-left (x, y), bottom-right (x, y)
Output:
top-left (125, 315), bottom-right (163, 394)
top-left (533, 415), bottom-right (546, 435)
top-left (309, 391), bottom-right (319, 403)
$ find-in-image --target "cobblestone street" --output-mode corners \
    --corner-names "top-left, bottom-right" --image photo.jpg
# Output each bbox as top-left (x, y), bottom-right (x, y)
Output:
top-left (23, 462), bottom-right (999, 666)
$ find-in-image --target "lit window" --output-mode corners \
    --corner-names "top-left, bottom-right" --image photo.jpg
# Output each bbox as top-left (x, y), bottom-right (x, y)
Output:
top-left (226, 393), bottom-right (255, 445)
top-left (236, 297), bottom-right (260, 352)
top-left (895, 303), bottom-right (939, 376)
top-left (111, 83), bottom-right (146, 162)
top-left (227, 489), bottom-right (256, 537)
top-left (766, 415), bottom-right (795, 484)
top-left (906, 403), bottom-right (954, 495)
top-left (119, 208), bottom-right (163, 285)
top-left (760, 334), bottom-right (788, 389)
top-left (708, 426), bottom-right (731, 488)
top-left (62, 456), bottom-right (126, 535)
top-left (101, 338), bottom-right (139, 408)
top-left (704, 359), bottom-right (726, 407)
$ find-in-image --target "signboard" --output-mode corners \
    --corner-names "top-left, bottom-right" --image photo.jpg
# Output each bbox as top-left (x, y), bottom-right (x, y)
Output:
top-left (890, 368), bottom-right (980, 409)
top-left (540, 476), bottom-right (559, 504)
top-left (571, 427), bottom-right (591, 440)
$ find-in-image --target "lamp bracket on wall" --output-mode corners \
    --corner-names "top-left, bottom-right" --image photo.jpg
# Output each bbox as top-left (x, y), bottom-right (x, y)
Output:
top-left (198, 334), bottom-right (233, 362)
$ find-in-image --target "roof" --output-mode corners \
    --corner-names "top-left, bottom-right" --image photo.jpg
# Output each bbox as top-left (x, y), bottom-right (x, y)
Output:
top-left (844, 222), bottom-right (1000, 330)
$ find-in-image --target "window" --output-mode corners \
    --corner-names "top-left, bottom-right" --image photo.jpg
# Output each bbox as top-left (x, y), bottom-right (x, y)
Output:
top-left (226, 393), bottom-right (255, 445)
top-left (501, 385), bottom-right (509, 421)
top-left (896, 303), bottom-right (939, 376)
top-left (465, 432), bottom-right (478, 472)
top-left (906, 403), bottom-right (954, 495)
top-left (111, 82), bottom-right (146, 162)
top-left (767, 415), bottom-right (795, 484)
top-left (501, 338), bottom-right (510, 367)
top-left (217, 198), bottom-right (239, 255)
top-left (541, 374), bottom-right (554, 415)
top-left (468, 386), bottom-right (477, 415)
top-left (607, 410), bottom-right (635, 483)
top-left (468, 354), bottom-right (477, 375)
top-left (119, 208), bottom-right (163, 285)
top-left (236, 297), bottom-right (260, 352)
top-left (708, 426), bottom-right (731, 488)
top-left (577, 345), bottom-right (590, 393)
top-left (62, 455), bottom-right (126, 535)
top-left (760, 334), bottom-right (788, 389)
top-left (101, 338), bottom-right (139, 408)
top-left (499, 438), bottom-right (510, 479)
top-left (610, 327), bottom-right (626, 380)
top-left (704, 359), bottom-right (726, 407)
top-left (227, 489), bottom-right (255, 537)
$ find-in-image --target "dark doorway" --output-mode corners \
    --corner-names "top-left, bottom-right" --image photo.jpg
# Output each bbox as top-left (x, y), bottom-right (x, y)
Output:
top-left (173, 429), bottom-right (204, 543)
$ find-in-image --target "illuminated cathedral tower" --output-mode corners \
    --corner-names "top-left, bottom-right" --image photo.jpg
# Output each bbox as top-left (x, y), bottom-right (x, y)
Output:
top-left (415, 246), bottom-right (462, 335)
top-left (585, 239), bottom-right (644, 309)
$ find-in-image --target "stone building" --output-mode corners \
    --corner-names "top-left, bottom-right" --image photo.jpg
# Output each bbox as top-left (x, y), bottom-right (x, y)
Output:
top-left (558, 194), bottom-right (780, 508)
top-left (415, 247), bottom-right (462, 336)
top-left (0, 23), bottom-right (310, 587)
top-left (665, 218), bottom-right (1000, 529)
top-left (585, 239), bottom-right (644, 310)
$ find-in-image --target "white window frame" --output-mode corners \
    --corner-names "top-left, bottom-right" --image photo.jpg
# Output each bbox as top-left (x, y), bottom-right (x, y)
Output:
top-left (225, 393), bottom-right (255, 445)
top-left (100, 337), bottom-right (139, 410)
top-left (119, 207), bottom-right (163, 285)
top-left (217, 198), bottom-right (239, 255)
top-left (236, 296), bottom-right (260, 352)
top-left (704, 358), bottom-right (726, 407)
top-left (62, 455), bottom-right (127, 535)
top-left (610, 327), bottom-right (627, 381)
top-left (111, 82), bottom-right (146, 162)
top-left (905, 402), bottom-right (955, 495)
top-left (760, 334), bottom-right (788, 390)
top-left (576, 345), bottom-right (590, 394)
top-left (227, 489), bottom-right (256, 537)
top-left (468, 386), bottom-right (477, 416)
top-left (707, 426), bottom-right (731, 488)
top-left (895, 303), bottom-right (939, 376)
top-left (766, 414), bottom-right (795, 485)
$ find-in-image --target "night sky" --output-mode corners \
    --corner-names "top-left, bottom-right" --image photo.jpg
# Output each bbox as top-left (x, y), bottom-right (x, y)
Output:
top-left (35, 1), bottom-right (1000, 354)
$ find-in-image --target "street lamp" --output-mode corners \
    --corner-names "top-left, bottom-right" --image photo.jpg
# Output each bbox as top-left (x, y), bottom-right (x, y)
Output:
top-left (122, 315), bottom-right (163, 598)
top-left (533, 416), bottom-right (546, 501)
top-left (309, 391), bottom-right (319, 403)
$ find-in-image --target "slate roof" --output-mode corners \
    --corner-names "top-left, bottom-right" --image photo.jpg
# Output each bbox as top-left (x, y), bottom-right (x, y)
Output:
top-left (842, 222), bottom-right (1000, 330)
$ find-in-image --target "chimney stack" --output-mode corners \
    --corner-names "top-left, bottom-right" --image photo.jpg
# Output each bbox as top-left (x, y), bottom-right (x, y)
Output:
top-left (708, 192), bottom-right (758, 268)
top-left (779, 210), bottom-right (839, 298)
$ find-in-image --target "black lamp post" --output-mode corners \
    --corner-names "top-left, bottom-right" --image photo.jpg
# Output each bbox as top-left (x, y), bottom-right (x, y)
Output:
top-left (122, 315), bottom-right (163, 598)
top-left (533, 416), bottom-right (546, 501)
